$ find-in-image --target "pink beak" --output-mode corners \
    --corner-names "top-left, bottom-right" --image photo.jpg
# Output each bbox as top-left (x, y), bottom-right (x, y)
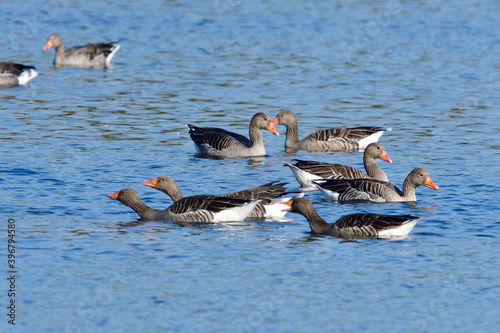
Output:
top-left (43, 40), bottom-right (53, 51)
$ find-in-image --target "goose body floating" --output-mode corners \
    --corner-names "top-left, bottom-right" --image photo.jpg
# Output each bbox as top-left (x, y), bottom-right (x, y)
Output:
top-left (187, 112), bottom-right (279, 157)
top-left (272, 109), bottom-right (389, 152)
top-left (43, 34), bottom-right (120, 68)
top-left (0, 62), bottom-right (38, 87)
top-left (284, 197), bottom-right (421, 239)
top-left (315, 168), bottom-right (439, 203)
top-left (108, 189), bottom-right (258, 222)
top-left (284, 142), bottom-right (392, 190)
top-left (143, 177), bottom-right (292, 219)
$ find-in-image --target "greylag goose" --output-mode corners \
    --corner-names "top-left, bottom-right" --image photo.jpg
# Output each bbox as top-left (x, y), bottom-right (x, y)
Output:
top-left (186, 112), bottom-right (279, 157)
top-left (43, 34), bottom-right (120, 68)
top-left (315, 168), bottom-right (439, 203)
top-left (283, 197), bottom-right (421, 239)
top-left (284, 142), bottom-right (392, 189)
top-left (0, 62), bottom-right (38, 87)
top-left (107, 189), bottom-right (258, 222)
top-left (271, 109), bottom-right (389, 152)
top-left (143, 177), bottom-right (291, 218)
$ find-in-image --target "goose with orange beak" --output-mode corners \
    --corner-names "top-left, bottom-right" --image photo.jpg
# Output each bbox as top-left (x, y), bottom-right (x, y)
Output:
top-left (186, 112), bottom-right (279, 158)
top-left (314, 168), bottom-right (439, 203)
top-left (43, 33), bottom-right (120, 68)
top-left (271, 109), bottom-right (389, 152)
top-left (283, 142), bottom-right (393, 190)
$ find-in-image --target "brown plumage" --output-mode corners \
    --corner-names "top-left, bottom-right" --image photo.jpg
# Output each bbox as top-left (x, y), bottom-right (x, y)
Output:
top-left (283, 197), bottom-right (421, 238)
top-left (0, 62), bottom-right (38, 87)
top-left (284, 142), bottom-right (392, 189)
top-left (272, 109), bottom-right (389, 152)
top-left (315, 168), bottom-right (439, 203)
top-left (43, 34), bottom-right (120, 68)
top-left (143, 177), bottom-right (291, 219)
top-left (107, 189), bottom-right (258, 222)
top-left (187, 112), bottom-right (279, 157)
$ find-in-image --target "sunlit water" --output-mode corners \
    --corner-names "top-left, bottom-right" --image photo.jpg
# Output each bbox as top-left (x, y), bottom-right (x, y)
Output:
top-left (1, 0), bottom-right (499, 332)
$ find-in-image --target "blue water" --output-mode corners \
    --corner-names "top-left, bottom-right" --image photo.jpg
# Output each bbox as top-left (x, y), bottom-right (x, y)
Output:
top-left (1, 0), bottom-right (500, 332)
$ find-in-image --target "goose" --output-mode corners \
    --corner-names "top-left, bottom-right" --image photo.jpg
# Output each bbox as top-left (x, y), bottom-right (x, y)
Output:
top-left (107, 189), bottom-right (258, 222)
top-left (283, 197), bottom-right (421, 239)
top-left (0, 62), bottom-right (38, 87)
top-left (284, 142), bottom-right (392, 189)
top-left (315, 168), bottom-right (439, 203)
top-left (143, 177), bottom-right (291, 219)
top-left (186, 112), bottom-right (279, 157)
top-left (271, 109), bottom-right (389, 152)
top-left (43, 34), bottom-right (120, 68)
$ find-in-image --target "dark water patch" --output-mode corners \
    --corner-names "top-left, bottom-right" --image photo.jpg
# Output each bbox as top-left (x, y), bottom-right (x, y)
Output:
top-left (1, 167), bottom-right (38, 175)
top-left (39, 178), bottom-right (67, 186)
top-left (25, 209), bottom-right (55, 215)
top-left (21, 247), bottom-right (56, 251)
top-left (413, 232), bottom-right (444, 237)
top-left (474, 234), bottom-right (496, 238)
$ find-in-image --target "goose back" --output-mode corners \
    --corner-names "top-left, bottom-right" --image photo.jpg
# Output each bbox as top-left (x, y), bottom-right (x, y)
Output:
top-left (221, 180), bottom-right (287, 203)
top-left (272, 109), bottom-right (388, 152)
top-left (331, 214), bottom-right (417, 238)
top-left (162, 195), bottom-right (257, 222)
top-left (187, 124), bottom-right (252, 155)
top-left (300, 126), bottom-right (387, 151)
top-left (284, 197), bottom-right (421, 238)
top-left (64, 42), bottom-right (120, 66)
top-left (285, 142), bottom-right (391, 188)
top-left (0, 62), bottom-right (38, 87)
top-left (315, 178), bottom-right (402, 202)
top-left (144, 177), bottom-right (289, 219)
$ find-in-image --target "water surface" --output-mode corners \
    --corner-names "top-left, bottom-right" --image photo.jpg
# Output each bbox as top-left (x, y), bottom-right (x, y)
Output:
top-left (1, 0), bottom-right (499, 332)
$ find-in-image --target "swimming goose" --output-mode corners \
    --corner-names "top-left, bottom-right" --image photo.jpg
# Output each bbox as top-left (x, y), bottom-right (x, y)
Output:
top-left (107, 189), bottom-right (258, 222)
top-left (315, 168), bottom-right (439, 203)
top-left (43, 34), bottom-right (120, 68)
top-left (284, 142), bottom-right (392, 189)
top-left (271, 109), bottom-right (389, 152)
top-left (0, 62), bottom-right (38, 87)
top-left (143, 177), bottom-right (291, 218)
top-left (283, 197), bottom-right (421, 239)
top-left (186, 112), bottom-right (279, 157)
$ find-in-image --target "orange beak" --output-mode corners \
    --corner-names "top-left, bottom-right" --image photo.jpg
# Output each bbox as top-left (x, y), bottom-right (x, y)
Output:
top-left (143, 178), bottom-right (158, 188)
top-left (43, 40), bottom-right (53, 51)
top-left (379, 150), bottom-right (392, 164)
top-left (271, 117), bottom-right (279, 125)
top-left (424, 177), bottom-right (439, 191)
top-left (282, 199), bottom-right (293, 211)
top-left (107, 191), bottom-right (120, 200)
top-left (266, 122), bottom-right (279, 136)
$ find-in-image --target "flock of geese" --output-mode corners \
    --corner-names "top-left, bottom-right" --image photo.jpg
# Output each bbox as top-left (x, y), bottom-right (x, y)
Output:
top-left (0, 34), bottom-right (120, 87)
top-left (2, 34), bottom-right (439, 239)
top-left (111, 110), bottom-right (439, 239)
